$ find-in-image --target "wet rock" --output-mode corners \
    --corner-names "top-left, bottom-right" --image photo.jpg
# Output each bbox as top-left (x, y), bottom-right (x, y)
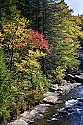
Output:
top-left (45, 92), bottom-right (55, 96)
top-left (76, 98), bottom-right (83, 106)
top-left (75, 75), bottom-right (83, 83)
top-left (43, 91), bottom-right (59, 104)
top-left (50, 84), bottom-right (58, 92)
top-left (77, 98), bottom-right (83, 102)
top-left (58, 86), bottom-right (64, 92)
top-left (8, 102), bottom-right (52, 124)
top-left (58, 84), bottom-right (71, 93)
top-left (20, 111), bottom-right (30, 118)
top-left (34, 113), bottom-right (44, 120)
top-left (51, 117), bottom-right (58, 121)
top-left (65, 74), bottom-right (75, 83)
top-left (65, 99), bottom-right (78, 107)
top-left (34, 104), bottom-right (51, 113)
top-left (45, 91), bottom-right (59, 97)
top-left (76, 108), bottom-right (83, 112)
top-left (19, 110), bottom-right (34, 123)
top-left (30, 110), bottom-right (38, 117)
top-left (67, 74), bottom-right (75, 79)
top-left (43, 95), bottom-right (58, 104)
top-left (72, 82), bottom-right (81, 87)
top-left (9, 119), bottom-right (28, 125)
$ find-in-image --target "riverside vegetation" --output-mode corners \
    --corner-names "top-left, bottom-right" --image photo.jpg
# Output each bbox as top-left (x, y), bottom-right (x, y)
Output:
top-left (0, 0), bottom-right (83, 124)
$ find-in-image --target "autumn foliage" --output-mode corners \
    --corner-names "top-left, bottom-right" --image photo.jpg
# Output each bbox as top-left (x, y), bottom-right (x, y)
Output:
top-left (1, 0), bottom-right (83, 124)
top-left (0, 16), bottom-right (51, 123)
top-left (14, 29), bottom-right (50, 53)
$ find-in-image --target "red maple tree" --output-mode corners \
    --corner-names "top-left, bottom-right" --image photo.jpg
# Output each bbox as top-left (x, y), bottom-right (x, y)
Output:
top-left (14, 29), bottom-right (51, 53)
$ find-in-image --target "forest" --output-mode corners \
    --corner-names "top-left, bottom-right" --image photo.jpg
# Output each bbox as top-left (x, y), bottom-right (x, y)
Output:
top-left (0, 0), bottom-right (83, 124)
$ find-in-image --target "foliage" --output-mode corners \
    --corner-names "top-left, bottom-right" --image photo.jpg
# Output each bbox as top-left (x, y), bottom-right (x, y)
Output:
top-left (44, 1), bottom-right (82, 82)
top-left (0, 0), bottom-right (83, 124)
top-left (0, 47), bottom-right (16, 123)
top-left (0, 15), bottom-right (50, 123)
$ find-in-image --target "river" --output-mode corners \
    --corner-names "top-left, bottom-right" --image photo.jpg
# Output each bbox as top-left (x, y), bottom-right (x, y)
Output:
top-left (30, 85), bottom-right (83, 125)
top-left (29, 48), bottom-right (83, 125)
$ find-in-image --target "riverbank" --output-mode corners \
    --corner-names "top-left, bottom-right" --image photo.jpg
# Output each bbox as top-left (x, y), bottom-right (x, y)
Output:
top-left (8, 73), bottom-right (82, 125)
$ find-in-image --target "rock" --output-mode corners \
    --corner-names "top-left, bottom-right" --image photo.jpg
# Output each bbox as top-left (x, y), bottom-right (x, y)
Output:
top-left (34, 104), bottom-right (51, 113)
top-left (50, 84), bottom-right (58, 91)
top-left (77, 98), bottom-right (83, 102)
top-left (30, 110), bottom-right (38, 117)
top-left (43, 91), bottom-right (59, 104)
top-left (63, 85), bottom-right (71, 91)
top-left (65, 74), bottom-right (75, 82)
top-left (51, 117), bottom-right (58, 121)
top-left (65, 99), bottom-right (78, 107)
top-left (43, 95), bottom-right (58, 104)
top-left (58, 85), bottom-right (70, 93)
top-left (9, 119), bottom-right (28, 125)
top-left (58, 86), bottom-right (64, 92)
top-left (20, 111), bottom-right (30, 118)
top-left (62, 80), bottom-right (68, 85)
top-left (75, 75), bottom-right (83, 83)
top-left (67, 74), bottom-right (75, 78)
top-left (45, 92), bottom-right (59, 97)
top-left (34, 113), bottom-right (44, 120)
top-left (76, 108), bottom-right (83, 112)
top-left (73, 82), bottom-right (81, 86)
top-left (20, 111), bottom-right (33, 123)
top-left (81, 73), bottom-right (83, 75)
top-left (45, 92), bottom-right (55, 96)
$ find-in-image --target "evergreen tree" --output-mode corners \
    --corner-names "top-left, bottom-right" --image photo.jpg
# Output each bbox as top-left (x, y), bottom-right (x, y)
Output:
top-left (44, 1), bottom-right (82, 82)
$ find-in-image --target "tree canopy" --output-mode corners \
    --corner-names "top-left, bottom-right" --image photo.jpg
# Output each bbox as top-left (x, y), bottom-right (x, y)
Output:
top-left (0, 0), bottom-right (83, 123)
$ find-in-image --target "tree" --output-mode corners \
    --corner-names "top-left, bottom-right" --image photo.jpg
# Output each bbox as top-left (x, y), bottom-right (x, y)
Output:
top-left (43, 1), bottom-right (82, 82)
top-left (0, 16), bottom-right (51, 123)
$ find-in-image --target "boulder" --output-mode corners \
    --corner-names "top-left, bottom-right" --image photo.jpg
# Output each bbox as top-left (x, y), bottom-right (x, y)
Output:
top-left (20, 111), bottom-right (30, 119)
top-left (33, 113), bottom-right (44, 120)
top-left (75, 75), bottom-right (83, 83)
top-left (67, 74), bottom-right (75, 78)
top-left (64, 74), bottom-right (75, 82)
top-left (43, 95), bottom-right (58, 104)
top-left (65, 99), bottom-right (78, 107)
top-left (45, 92), bottom-right (59, 97)
top-left (77, 98), bottom-right (83, 102)
top-left (34, 104), bottom-right (51, 113)
top-left (50, 84), bottom-right (58, 91)
top-left (9, 119), bottom-right (28, 125)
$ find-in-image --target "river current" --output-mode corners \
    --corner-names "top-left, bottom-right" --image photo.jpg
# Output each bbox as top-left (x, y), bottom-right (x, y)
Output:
top-left (30, 48), bottom-right (83, 125)
top-left (30, 86), bottom-right (83, 125)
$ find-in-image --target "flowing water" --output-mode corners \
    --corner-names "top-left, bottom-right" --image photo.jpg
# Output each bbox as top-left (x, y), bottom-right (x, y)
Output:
top-left (30, 86), bottom-right (83, 125)
top-left (30, 48), bottom-right (83, 125)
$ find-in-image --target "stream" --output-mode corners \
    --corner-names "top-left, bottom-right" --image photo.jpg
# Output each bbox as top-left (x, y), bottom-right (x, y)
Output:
top-left (29, 48), bottom-right (83, 125)
top-left (6, 48), bottom-right (83, 125)
top-left (30, 85), bottom-right (83, 125)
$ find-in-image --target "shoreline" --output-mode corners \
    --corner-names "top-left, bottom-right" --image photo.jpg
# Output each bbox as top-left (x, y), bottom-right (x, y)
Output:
top-left (8, 78), bottom-right (82, 125)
